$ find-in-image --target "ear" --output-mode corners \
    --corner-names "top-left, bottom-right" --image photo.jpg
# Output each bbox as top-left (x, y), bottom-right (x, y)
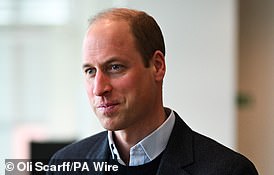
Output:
top-left (151, 50), bottom-right (166, 82)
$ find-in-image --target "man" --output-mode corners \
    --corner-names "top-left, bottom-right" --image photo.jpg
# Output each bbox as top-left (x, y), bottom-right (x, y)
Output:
top-left (49, 8), bottom-right (258, 174)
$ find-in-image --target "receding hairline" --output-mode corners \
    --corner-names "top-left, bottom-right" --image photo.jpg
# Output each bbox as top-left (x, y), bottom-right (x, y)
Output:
top-left (88, 8), bottom-right (146, 26)
top-left (87, 8), bottom-right (166, 68)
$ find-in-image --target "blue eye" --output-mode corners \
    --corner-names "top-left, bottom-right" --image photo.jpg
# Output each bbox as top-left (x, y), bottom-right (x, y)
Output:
top-left (108, 64), bottom-right (125, 73)
top-left (111, 64), bottom-right (122, 70)
top-left (85, 68), bottom-right (96, 76)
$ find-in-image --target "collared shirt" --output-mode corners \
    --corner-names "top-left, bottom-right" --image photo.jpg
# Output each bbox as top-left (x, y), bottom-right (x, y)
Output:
top-left (108, 109), bottom-right (175, 166)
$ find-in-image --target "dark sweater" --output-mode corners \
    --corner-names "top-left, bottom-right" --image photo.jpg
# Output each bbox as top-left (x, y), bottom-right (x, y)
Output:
top-left (108, 153), bottom-right (163, 175)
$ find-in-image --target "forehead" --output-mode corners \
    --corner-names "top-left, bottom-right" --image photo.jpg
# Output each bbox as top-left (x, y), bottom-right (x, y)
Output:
top-left (82, 19), bottom-right (140, 64)
top-left (85, 19), bottom-right (134, 48)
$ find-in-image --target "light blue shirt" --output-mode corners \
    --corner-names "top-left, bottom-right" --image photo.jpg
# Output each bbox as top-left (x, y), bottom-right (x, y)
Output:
top-left (108, 109), bottom-right (176, 166)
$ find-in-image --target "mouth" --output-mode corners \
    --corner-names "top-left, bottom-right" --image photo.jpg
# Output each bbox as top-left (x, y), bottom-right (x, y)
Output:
top-left (96, 102), bottom-right (120, 115)
top-left (97, 102), bottom-right (119, 108)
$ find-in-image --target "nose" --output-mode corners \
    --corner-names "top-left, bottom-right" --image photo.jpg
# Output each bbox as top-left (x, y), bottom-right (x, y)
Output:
top-left (93, 70), bottom-right (112, 96)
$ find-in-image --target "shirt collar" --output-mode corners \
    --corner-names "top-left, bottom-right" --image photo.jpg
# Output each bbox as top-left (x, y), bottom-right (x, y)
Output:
top-left (108, 108), bottom-right (175, 166)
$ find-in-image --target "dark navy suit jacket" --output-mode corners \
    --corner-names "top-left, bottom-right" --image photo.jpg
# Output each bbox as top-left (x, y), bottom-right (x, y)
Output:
top-left (48, 112), bottom-right (258, 175)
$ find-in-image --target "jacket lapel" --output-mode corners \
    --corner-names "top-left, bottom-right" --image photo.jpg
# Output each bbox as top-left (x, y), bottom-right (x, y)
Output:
top-left (85, 131), bottom-right (110, 160)
top-left (85, 132), bottom-right (110, 175)
top-left (157, 113), bottom-right (194, 175)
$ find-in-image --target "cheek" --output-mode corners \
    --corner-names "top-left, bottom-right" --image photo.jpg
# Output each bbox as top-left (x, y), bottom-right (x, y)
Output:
top-left (115, 72), bottom-right (153, 98)
top-left (118, 73), bottom-right (141, 89)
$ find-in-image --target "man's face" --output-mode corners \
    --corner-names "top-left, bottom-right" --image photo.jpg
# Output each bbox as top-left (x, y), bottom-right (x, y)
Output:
top-left (82, 20), bottom-right (160, 131)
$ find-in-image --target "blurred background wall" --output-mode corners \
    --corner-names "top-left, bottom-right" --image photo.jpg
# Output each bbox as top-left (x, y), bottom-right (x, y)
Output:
top-left (237, 0), bottom-right (274, 174)
top-left (0, 0), bottom-right (272, 174)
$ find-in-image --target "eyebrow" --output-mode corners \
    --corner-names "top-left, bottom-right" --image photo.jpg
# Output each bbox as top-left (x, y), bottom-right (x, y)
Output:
top-left (82, 63), bottom-right (92, 70)
top-left (82, 57), bottom-right (125, 70)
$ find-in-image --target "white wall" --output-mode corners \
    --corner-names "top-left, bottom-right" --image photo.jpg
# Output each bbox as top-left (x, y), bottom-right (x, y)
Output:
top-left (0, 0), bottom-right (237, 161)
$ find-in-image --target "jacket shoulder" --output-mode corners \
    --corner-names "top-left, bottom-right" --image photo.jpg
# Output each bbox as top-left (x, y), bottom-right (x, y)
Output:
top-left (169, 112), bottom-right (258, 174)
top-left (188, 131), bottom-right (258, 174)
top-left (51, 131), bottom-right (108, 159)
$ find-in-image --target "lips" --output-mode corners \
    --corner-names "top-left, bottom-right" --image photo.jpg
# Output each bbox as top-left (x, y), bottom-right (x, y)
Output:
top-left (97, 102), bottom-right (119, 108)
top-left (96, 102), bottom-right (120, 115)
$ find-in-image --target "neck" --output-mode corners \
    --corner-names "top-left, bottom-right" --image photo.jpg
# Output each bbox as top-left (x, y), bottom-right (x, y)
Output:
top-left (113, 106), bottom-right (166, 165)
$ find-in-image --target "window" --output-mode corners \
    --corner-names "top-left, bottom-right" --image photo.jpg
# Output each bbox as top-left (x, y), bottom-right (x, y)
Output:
top-left (0, 0), bottom-right (70, 26)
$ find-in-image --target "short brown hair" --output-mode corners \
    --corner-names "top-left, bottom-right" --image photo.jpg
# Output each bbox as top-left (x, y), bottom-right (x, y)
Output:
top-left (88, 8), bottom-right (165, 67)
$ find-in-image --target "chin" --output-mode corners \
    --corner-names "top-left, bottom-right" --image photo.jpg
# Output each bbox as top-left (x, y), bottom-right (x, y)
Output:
top-left (100, 119), bottom-right (121, 131)
top-left (102, 125), bottom-right (122, 131)
top-left (97, 112), bottom-right (128, 131)
top-left (104, 122), bottom-right (127, 131)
